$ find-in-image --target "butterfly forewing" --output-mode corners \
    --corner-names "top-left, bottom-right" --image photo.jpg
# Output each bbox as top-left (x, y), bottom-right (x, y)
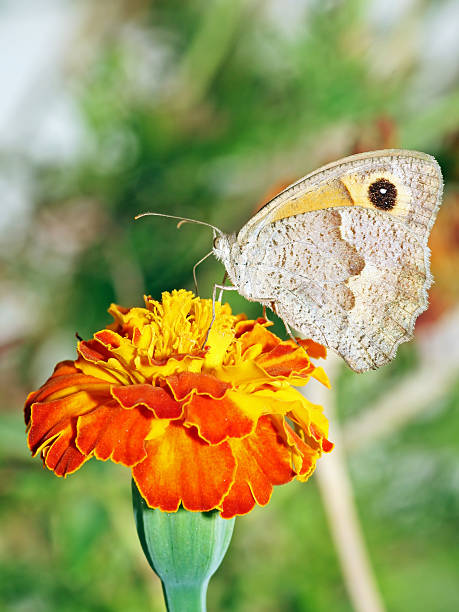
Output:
top-left (237, 149), bottom-right (443, 246)
top-left (221, 149), bottom-right (443, 372)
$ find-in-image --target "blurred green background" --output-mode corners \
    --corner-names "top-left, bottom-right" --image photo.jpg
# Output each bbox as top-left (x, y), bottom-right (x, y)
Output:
top-left (1, 0), bottom-right (459, 610)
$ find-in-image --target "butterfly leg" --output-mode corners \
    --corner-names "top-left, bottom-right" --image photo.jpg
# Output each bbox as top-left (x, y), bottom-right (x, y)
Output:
top-left (262, 305), bottom-right (270, 322)
top-left (263, 304), bottom-right (276, 323)
top-left (281, 318), bottom-right (315, 358)
top-left (202, 283), bottom-right (238, 348)
top-left (217, 271), bottom-right (229, 302)
top-left (262, 300), bottom-right (279, 323)
top-left (282, 319), bottom-right (300, 346)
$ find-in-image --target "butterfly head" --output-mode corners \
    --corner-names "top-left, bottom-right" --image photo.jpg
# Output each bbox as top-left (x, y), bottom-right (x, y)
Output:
top-left (213, 232), bottom-right (232, 263)
top-left (213, 232), bottom-right (242, 283)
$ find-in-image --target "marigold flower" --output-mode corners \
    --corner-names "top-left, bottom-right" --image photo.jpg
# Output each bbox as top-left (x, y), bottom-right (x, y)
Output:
top-left (25, 290), bottom-right (332, 518)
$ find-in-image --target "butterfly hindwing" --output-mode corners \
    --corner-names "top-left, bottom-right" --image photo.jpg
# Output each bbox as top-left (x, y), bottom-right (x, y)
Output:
top-left (256, 207), bottom-right (429, 371)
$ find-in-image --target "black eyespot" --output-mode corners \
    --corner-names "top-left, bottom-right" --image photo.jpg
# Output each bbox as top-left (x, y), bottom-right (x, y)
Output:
top-left (368, 178), bottom-right (397, 210)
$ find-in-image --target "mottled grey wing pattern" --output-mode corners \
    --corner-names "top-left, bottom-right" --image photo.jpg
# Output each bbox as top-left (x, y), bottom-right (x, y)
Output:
top-left (253, 208), bottom-right (428, 371)
top-left (231, 150), bottom-right (443, 372)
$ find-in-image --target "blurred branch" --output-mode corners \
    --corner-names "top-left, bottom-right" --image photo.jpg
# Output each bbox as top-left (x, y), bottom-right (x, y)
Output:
top-left (343, 306), bottom-right (459, 452)
top-left (304, 356), bottom-right (386, 612)
top-left (304, 308), bottom-right (459, 611)
top-left (173, 0), bottom-right (255, 109)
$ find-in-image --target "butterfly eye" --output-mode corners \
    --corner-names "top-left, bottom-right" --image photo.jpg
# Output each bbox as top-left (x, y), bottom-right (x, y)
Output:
top-left (368, 178), bottom-right (397, 210)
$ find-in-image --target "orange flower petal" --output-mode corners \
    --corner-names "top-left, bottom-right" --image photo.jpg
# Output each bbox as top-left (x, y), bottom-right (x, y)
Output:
top-left (310, 423), bottom-right (334, 452)
top-left (112, 385), bottom-right (182, 419)
top-left (94, 329), bottom-right (122, 349)
top-left (27, 391), bottom-right (106, 456)
top-left (310, 365), bottom-right (330, 388)
top-left (41, 427), bottom-right (89, 476)
top-left (25, 361), bottom-right (116, 477)
top-left (237, 322), bottom-right (280, 354)
top-left (284, 424), bottom-right (321, 480)
top-left (78, 339), bottom-right (113, 363)
top-left (298, 338), bottom-right (327, 359)
top-left (76, 401), bottom-right (154, 466)
top-left (166, 371), bottom-right (230, 400)
top-left (220, 416), bottom-right (295, 518)
top-left (132, 423), bottom-right (237, 513)
top-left (24, 361), bottom-right (109, 422)
top-left (234, 317), bottom-right (271, 338)
top-left (257, 343), bottom-right (312, 378)
top-left (28, 394), bottom-right (98, 477)
top-left (185, 392), bottom-right (256, 444)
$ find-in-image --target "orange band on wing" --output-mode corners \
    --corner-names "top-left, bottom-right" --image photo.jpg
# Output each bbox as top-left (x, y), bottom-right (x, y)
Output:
top-left (271, 180), bottom-right (352, 222)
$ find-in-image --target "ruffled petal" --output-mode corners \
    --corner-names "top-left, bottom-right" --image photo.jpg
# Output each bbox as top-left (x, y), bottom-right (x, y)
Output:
top-left (28, 394), bottom-right (96, 476)
top-left (287, 395), bottom-right (332, 451)
top-left (41, 427), bottom-right (89, 476)
top-left (24, 361), bottom-right (110, 423)
top-left (25, 362), bottom-right (114, 476)
top-left (184, 392), bottom-right (257, 444)
top-left (27, 390), bottom-right (107, 452)
top-left (94, 329), bottom-right (122, 349)
top-left (78, 338), bottom-right (114, 362)
top-left (237, 321), bottom-right (280, 354)
top-left (186, 387), bottom-right (296, 445)
top-left (76, 401), bottom-right (154, 466)
top-left (166, 371), bottom-right (230, 400)
top-left (77, 333), bottom-right (141, 385)
top-left (298, 338), bottom-right (327, 359)
top-left (310, 366), bottom-right (330, 387)
top-left (112, 384), bottom-right (182, 419)
top-left (220, 416), bottom-right (295, 518)
top-left (234, 318), bottom-right (272, 339)
top-left (133, 423), bottom-right (237, 512)
top-left (284, 424), bottom-right (322, 481)
top-left (216, 360), bottom-right (272, 390)
top-left (257, 343), bottom-right (313, 378)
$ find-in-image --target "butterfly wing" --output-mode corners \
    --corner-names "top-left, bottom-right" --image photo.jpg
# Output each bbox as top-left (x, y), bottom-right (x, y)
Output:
top-left (235, 150), bottom-right (443, 372)
top-left (238, 149), bottom-right (442, 245)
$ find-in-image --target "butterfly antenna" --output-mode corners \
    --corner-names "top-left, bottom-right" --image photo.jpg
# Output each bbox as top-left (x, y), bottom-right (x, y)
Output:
top-left (135, 212), bottom-right (223, 235)
top-left (192, 250), bottom-right (213, 294)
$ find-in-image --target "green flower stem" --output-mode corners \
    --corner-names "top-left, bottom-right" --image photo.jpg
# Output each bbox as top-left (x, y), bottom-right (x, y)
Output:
top-left (132, 480), bottom-right (235, 612)
top-left (161, 581), bottom-right (208, 612)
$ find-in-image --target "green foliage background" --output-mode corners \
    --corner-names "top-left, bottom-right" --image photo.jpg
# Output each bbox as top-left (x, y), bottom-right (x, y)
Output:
top-left (2, 1), bottom-right (459, 610)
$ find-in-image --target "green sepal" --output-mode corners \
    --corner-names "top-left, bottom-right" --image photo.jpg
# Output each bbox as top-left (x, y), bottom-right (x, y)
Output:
top-left (132, 480), bottom-right (235, 612)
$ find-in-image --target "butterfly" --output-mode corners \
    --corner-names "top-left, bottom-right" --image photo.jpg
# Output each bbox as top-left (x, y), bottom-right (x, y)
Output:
top-left (137, 149), bottom-right (443, 373)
